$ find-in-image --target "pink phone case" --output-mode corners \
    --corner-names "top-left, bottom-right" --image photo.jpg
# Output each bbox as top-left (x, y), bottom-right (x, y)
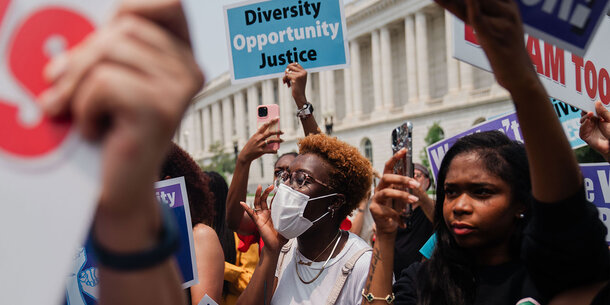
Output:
top-left (257, 104), bottom-right (280, 151)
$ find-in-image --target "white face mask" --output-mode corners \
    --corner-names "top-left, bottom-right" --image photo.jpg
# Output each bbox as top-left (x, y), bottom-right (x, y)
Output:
top-left (271, 183), bottom-right (338, 239)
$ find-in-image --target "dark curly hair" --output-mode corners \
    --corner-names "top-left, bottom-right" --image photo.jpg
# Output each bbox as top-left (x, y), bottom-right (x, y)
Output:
top-left (204, 171), bottom-right (236, 265)
top-left (298, 134), bottom-right (373, 220)
top-left (160, 143), bottom-right (214, 227)
top-left (418, 131), bottom-right (532, 305)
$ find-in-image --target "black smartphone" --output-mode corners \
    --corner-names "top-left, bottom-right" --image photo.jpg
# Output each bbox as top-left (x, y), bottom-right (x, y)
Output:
top-left (391, 121), bottom-right (414, 228)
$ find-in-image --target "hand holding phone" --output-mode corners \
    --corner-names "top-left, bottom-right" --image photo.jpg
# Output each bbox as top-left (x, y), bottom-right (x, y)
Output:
top-left (257, 105), bottom-right (280, 151)
top-left (391, 121), bottom-right (414, 228)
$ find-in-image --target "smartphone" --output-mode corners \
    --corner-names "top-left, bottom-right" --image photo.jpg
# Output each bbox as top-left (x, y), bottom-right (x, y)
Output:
top-left (391, 121), bottom-right (414, 228)
top-left (257, 104), bottom-right (280, 151)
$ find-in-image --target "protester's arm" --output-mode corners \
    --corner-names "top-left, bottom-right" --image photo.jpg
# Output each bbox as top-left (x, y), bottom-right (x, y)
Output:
top-left (41, 0), bottom-right (203, 304)
top-left (190, 224), bottom-right (225, 304)
top-left (363, 149), bottom-right (420, 304)
top-left (580, 101), bottom-right (610, 162)
top-left (226, 120), bottom-right (282, 233)
top-left (236, 185), bottom-right (287, 305)
top-left (282, 63), bottom-right (321, 136)
top-left (438, 0), bottom-right (581, 201)
top-left (411, 186), bottom-right (435, 223)
top-left (350, 196), bottom-right (369, 236)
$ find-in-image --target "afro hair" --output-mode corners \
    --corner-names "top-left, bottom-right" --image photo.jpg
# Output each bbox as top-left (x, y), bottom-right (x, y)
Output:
top-left (298, 134), bottom-right (373, 220)
top-left (160, 143), bottom-right (215, 227)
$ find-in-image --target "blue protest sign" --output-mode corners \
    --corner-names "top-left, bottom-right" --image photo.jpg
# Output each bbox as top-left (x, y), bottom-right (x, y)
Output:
top-left (579, 163), bottom-right (610, 244)
top-left (516, 0), bottom-right (610, 57)
top-left (224, 0), bottom-right (348, 83)
top-left (63, 177), bottom-right (198, 305)
top-left (426, 112), bottom-right (523, 181)
top-left (427, 98), bottom-right (586, 181)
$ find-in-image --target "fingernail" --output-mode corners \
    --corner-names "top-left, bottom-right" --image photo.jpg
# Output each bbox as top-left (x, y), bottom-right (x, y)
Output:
top-left (408, 195), bottom-right (419, 202)
top-left (410, 180), bottom-right (421, 188)
top-left (39, 88), bottom-right (59, 114)
top-left (45, 53), bottom-right (68, 81)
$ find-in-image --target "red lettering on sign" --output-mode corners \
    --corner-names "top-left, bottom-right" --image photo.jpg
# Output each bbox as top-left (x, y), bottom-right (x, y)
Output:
top-left (0, 0), bottom-right (9, 27)
top-left (599, 68), bottom-right (610, 105)
top-left (464, 25), bottom-right (479, 46)
top-left (544, 42), bottom-right (565, 85)
top-left (0, 7), bottom-right (94, 158)
top-left (526, 37), bottom-right (544, 74)
top-left (585, 61), bottom-right (597, 100)
top-left (572, 55), bottom-right (584, 93)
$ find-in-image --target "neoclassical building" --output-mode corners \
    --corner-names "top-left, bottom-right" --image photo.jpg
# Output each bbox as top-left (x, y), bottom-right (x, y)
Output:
top-left (177, 0), bottom-right (516, 190)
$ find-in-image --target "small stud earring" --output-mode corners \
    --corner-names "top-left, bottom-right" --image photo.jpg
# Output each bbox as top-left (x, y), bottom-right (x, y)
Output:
top-left (518, 213), bottom-right (525, 219)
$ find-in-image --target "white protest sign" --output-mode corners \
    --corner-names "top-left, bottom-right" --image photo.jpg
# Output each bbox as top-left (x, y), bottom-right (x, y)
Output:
top-left (0, 1), bottom-right (114, 304)
top-left (452, 15), bottom-right (610, 113)
top-left (197, 294), bottom-right (219, 305)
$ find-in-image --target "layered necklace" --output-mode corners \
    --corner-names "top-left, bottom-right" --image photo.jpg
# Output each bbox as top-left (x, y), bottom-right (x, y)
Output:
top-left (295, 230), bottom-right (343, 284)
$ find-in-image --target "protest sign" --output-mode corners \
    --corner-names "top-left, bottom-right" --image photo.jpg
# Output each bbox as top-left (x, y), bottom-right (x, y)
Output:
top-left (0, 1), bottom-right (115, 304)
top-left (578, 163), bottom-right (610, 244)
top-left (516, 0), bottom-right (610, 57)
top-left (64, 177), bottom-right (199, 305)
top-left (452, 14), bottom-right (610, 113)
top-left (427, 99), bottom-right (586, 181)
top-left (223, 0), bottom-right (348, 83)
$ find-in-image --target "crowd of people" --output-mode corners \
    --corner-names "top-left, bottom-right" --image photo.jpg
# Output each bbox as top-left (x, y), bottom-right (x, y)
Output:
top-left (31, 0), bottom-right (610, 304)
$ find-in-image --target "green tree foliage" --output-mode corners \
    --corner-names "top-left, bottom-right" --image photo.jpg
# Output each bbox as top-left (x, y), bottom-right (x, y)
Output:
top-left (420, 122), bottom-right (444, 189)
top-left (201, 141), bottom-right (236, 177)
top-left (574, 145), bottom-right (606, 163)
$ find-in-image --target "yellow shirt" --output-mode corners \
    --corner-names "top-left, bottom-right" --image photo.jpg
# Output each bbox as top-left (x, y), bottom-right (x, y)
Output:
top-left (222, 233), bottom-right (260, 305)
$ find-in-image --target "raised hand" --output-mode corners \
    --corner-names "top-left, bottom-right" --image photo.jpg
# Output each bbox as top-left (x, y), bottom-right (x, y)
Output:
top-left (282, 62), bottom-right (308, 106)
top-left (370, 149), bottom-right (421, 236)
top-left (580, 101), bottom-right (610, 162)
top-left (238, 118), bottom-right (283, 163)
top-left (240, 185), bottom-right (287, 253)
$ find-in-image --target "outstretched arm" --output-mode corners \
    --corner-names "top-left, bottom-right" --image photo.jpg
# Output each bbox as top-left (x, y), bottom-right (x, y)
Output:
top-left (41, 0), bottom-right (203, 304)
top-left (363, 149), bottom-right (420, 304)
top-left (236, 185), bottom-right (287, 305)
top-left (440, 0), bottom-right (581, 201)
top-left (226, 119), bottom-right (283, 233)
top-left (282, 63), bottom-right (321, 136)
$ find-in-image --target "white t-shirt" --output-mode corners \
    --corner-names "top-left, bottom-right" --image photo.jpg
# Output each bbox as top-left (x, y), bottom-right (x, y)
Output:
top-left (272, 232), bottom-right (372, 305)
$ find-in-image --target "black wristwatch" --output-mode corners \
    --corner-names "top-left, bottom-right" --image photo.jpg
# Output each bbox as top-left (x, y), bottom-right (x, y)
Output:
top-left (90, 201), bottom-right (180, 271)
top-left (296, 102), bottom-right (314, 119)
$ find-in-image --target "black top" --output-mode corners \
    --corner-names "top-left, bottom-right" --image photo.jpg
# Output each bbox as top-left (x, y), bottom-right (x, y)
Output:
top-left (393, 206), bottom-right (434, 276)
top-left (393, 188), bottom-right (610, 305)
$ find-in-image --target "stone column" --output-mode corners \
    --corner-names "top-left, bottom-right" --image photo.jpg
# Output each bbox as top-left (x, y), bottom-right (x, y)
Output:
top-left (380, 26), bottom-right (393, 109)
top-left (262, 79), bottom-right (274, 104)
top-left (319, 71), bottom-right (327, 115)
top-left (445, 11), bottom-right (460, 95)
top-left (222, 97), bottom-right (234, 149)
top-left (211, 101), bottom-right (222, 145)
top-left (326, 71), bottom-right (336, 116)
top-left (246, 86), bottom-right (261, 180)
top-left (371, 30), bottom-right (384, 113)
top-left (459, 62), bottom-right (474, 91)
top-left (343, 67), bottom-right (353, 121)
top-left (415, 12), bottom-right (430, 102)
top-left (246, 86), bottom-right (259, 137)
top-left (351, 39), bottom-right (363, 116)
top-left (233, 91), bottom-right (247, 147)
top-left (278, 78), bottom-right (294, 135)
top-left (202, 106), bottom-right (212, 153)
top-left (405, 15), bottom-right (418, 104)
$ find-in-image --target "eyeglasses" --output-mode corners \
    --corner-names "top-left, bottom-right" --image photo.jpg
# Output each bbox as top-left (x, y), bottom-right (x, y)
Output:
top-left (414, 172), bottom-right (425, 179)
top-left (277, 170), bottom-right (331, 190)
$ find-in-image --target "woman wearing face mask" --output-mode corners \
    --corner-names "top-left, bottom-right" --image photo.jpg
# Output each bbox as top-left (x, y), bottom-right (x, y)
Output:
top-left (236, 133), bottom-right (377, 305)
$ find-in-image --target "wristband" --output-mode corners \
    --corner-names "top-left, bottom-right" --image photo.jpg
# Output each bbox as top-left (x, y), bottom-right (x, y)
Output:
top-left (90, 201), bottom-right (180, 271)
top-left (362, 289), bottom-right (395, 304)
